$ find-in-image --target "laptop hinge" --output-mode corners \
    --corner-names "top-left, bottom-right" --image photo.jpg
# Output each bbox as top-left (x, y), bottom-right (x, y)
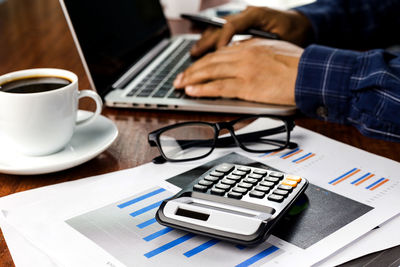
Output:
top-left (112, 39), bottom-right (171, 89)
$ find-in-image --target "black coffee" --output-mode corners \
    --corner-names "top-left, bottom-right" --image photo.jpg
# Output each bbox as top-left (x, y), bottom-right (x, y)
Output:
top-left (0, 76), bottom-right (71, 94)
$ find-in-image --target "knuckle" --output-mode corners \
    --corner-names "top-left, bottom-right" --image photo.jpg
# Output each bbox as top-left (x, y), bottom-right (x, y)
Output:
top-left (223, 21), bottom-right (236, 33)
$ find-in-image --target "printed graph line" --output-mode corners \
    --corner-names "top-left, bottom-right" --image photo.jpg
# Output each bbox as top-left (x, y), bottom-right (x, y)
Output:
top-left (236, 246), bottom-right (280, 267)
top-left (329, 168), bottom-right (360, 185)
top-left (280, 148), bottom-right (301, 159)
top-left (130, 200), bottom-right (164, 217)
top-left (144, 233), bottom-right (196, 258)
top-left (353, 173), bottom-right (375, 186)
top-left (143, 227), bottom-right (174, 242)
top-left (183, 239), bottom-right (220, 258)
top-left (294, 153), bottom-right (315, 164)
top-left (367, 178), bottom-right (389, 190)
top-left (262, 151), bottom-right (281, 158)
top-left (137, 218), bottom-right (157, 229)
top-left (118, 188), bottom-right (165, 209)
top-left (292, 152), bottom-right (313, 163)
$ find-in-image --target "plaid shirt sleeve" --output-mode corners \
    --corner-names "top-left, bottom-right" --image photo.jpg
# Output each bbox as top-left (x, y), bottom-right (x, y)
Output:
top-left (295, 44), bottom-right (400, 142)
top-left (293, 0), bottom-right (400, 49)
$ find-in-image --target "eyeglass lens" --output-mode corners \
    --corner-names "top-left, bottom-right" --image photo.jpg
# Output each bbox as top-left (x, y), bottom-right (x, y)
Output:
top-left (159, 123), bottom-right (215, 160)
top-left (232, 117), bottom-right (288, 151)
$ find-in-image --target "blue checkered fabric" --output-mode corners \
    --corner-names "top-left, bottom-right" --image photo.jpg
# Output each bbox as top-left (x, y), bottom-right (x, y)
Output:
top-left (293, 0), bottom-right (400, 142)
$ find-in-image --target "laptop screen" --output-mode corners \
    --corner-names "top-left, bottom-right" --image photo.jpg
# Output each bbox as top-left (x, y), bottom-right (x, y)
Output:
top-left (62, 0), bottom-right (170, 96)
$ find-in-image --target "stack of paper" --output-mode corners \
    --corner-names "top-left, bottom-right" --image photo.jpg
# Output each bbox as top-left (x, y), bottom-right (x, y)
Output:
top-left (1, 122), bottom-right (400, 266)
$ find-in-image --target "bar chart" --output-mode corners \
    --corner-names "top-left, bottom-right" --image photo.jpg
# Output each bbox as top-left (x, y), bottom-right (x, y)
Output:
top-left (329, 168), bottom-right (390, 191)
top-left (67, 186), bottom-right (284, 267)
top-left (259, 147), bottom-right (316, 164)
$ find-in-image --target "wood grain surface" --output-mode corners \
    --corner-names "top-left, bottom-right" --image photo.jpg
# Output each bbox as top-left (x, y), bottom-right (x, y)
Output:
top-left (0, 0), bottom-right (399, 266)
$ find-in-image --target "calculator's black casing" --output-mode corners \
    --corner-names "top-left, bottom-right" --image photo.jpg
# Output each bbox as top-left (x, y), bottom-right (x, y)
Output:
top-left (156, 165), bottom-right (308, 246)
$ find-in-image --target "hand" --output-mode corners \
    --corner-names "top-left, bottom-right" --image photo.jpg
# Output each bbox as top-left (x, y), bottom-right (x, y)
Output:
top-left (191, 6), bottom-right (313, 57)
top-left (174, 39), bottom-right (303, 106)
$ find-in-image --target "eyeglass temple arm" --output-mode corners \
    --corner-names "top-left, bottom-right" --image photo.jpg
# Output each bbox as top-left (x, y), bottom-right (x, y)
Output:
top-left (148, 125), bottom-right (288, 147)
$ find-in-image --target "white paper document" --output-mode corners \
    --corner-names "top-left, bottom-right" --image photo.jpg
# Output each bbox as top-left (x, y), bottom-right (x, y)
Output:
top-left (1, 123), bottom-right (400, 266)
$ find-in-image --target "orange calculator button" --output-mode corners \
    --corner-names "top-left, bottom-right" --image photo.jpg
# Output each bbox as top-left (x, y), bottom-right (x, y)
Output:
top-left (282, 179), bottom-right (298, 187)
top-left (286, 175), bottom-right (302, 182)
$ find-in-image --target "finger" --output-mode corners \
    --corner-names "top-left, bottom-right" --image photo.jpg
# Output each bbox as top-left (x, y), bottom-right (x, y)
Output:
top-left (190, 28), bottom-right (221, 57)
top-left (174, 51), bottom-right (239, 88)
top-left (216, 8), bottom-right (261, 49)
top-left (185, 79), bottom-right (243, 98)
top-left (185, 50), bottom-right (238, 75)
top-left (180, 63), bottom-right (240, 87)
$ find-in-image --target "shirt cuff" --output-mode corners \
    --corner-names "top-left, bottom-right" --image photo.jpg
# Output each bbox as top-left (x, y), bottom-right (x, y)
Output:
top-left (295, 44), bottom-right (362, 124)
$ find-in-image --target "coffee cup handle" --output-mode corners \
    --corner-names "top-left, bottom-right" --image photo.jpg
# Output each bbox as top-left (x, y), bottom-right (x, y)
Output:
top-left (76, 90), bottom-right (103, 127)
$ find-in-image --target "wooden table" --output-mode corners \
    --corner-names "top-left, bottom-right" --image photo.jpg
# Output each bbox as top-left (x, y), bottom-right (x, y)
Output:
top-left (1, 0), bottom-right (400, 266)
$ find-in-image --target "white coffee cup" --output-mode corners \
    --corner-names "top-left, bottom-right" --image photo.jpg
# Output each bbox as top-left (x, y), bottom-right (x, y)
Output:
top-left (0, 68), bottom-right (103, 156)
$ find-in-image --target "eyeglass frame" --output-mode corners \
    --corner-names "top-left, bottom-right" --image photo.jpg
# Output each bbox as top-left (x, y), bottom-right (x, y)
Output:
top-left (148, 114), bottom-right (297, 164)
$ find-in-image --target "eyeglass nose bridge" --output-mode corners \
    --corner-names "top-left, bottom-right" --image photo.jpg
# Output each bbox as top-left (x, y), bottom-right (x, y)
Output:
top-left (215, 121), bottom-right (234, 132)
top-left (215, 121), bottom-right (242, 145)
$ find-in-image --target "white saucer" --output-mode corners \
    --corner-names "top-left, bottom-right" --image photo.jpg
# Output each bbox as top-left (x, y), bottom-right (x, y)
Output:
top-left (0, 110), bottom-right (118, 175)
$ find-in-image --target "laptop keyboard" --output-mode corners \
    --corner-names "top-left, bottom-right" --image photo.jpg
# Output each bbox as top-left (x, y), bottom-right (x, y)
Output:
top-left (126, 40), bottom-right (195, 99)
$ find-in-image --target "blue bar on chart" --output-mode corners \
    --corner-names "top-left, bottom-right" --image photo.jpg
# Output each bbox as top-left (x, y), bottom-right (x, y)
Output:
top-left (366, 178), bottom-right (389, 191)
top-left (137, 217), bottom-right (157, 229)
top-left (183, 239), bottom-right (220, 258)
top-left (280, 148), bottom-right (301, 159)
top-left (292, 152), bottom-right (314, 163)
top-left (351, 172), bottom-right (371, 185)
top-left (143, 227), bottom-right (174, 242)
top-left (236, 246), bottom-right (280, 267)
top-left (130, 200), bottom-right (164, 217)
top-left (144, 233), bottom-right (196, 258)
top-left (118, 188), bottom-right (166, 208)
top-left (329, 168), bottom-right (360, 185)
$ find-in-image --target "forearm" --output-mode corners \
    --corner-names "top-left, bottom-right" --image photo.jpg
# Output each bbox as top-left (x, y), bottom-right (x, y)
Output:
top-left (296, 45), bottom-right (400, 142)
top-left (293, 0), bottom-right (400, 49)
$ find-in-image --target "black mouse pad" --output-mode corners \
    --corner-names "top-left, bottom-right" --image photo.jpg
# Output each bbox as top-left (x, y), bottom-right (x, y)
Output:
top-left (166, 152), bottom-right (373, 249)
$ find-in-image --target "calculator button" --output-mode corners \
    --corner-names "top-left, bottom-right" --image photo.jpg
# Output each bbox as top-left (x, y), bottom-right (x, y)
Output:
top-left (237, 166), bottom-right (251, 173)
top-left (193, 184), bottom-right (208, 192)
top-left (216, 183), bottom-right (231, 190)
top-left (232, 187), bottom-right (247, 194)
top-left (228, 192), bottom-right (243, 199)
top-left (221, 178), bottom-right (236, 186)
top-left (269, 172), bottom-right (284, 179)
top-left (226, 174), bottom-right (242, 181)
top-left (204, 175), bottom-right (220, 183)
top-left (198, 180), bottom-right (213, 187)
top-left (243, 178), bottom-right (258, 184)
top-left (215, 163), bottom-right (235, 174)
top-left (286, 175), bottom-right (302, 182)
top-left (259, 181), bottom-right (274, 187)
top-left (278, 184), bottom-right (293, 192)
top-left (232, 170), bottom-right (246, 177)
top-left (248, 174), bottom-right (263, 180)
top-left (237, 182), bottom-right (253, 189)
top-left (254, 186), bottom-right (270, 193)
top-left (210, 171), bottom-right (224, 177)
top-left (211, 188), bottom-right (226, 196)
top-left (273, 189), bottom-right (289, 197)
top-left (282, 179), bottom-right (298, 187)
top-left (249, 190), bottom-right (265, 199)
top-left (268, 194), bottom-right (284, 202)
top-left (253, 169), bottom-right (268, 176)
top-left (265, 177), bottom-right (280, 183)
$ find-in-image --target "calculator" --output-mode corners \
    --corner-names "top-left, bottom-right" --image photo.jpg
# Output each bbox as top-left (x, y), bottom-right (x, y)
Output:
top-left (156, 163), bottom-right (308, 245)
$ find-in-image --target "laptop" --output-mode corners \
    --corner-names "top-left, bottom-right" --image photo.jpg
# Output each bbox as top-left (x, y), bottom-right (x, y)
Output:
top-left (59, 0), bottom-right (296, 115)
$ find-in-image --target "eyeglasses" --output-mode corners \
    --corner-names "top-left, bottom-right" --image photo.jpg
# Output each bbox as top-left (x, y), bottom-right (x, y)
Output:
top-left (148, 115), bottom-right (297, 164)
